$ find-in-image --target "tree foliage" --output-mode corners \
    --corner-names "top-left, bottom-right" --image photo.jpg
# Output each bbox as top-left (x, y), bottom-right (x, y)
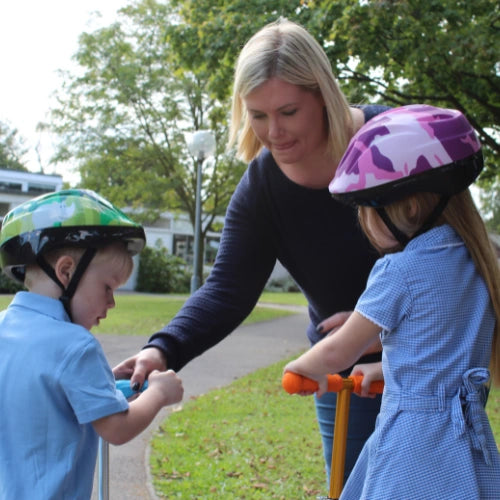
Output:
top-left (170, 0), bottom-right (500, 228)
top-left (0, 121), bottom-right (28, 171)
top-left (137, 243), bottom-right (191, 293)
top-left (49, 0), bottom-right (247, 283)
top-left (48, 3), bottom-right (243, 271)
top-left (49, 0), bottom-right (500, 240)
top-left (316, 0), bottom-right (499, 180)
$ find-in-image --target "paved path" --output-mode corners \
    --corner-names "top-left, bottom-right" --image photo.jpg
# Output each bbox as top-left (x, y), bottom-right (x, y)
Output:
top-left (92, 309), bottom-right (310, 499)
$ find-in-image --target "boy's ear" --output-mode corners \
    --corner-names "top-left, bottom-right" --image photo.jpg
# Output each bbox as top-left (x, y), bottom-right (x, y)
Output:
top-left (54, 255), bottom-right (76, 288)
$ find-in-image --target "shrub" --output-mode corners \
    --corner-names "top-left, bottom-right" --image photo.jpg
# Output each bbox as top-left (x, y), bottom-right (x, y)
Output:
top-left (136, 244), bottom-right (190, 294)
top-left (265, 275), bottom-right (300, 293)
top-left (0, 272), bottom-right (25, 293)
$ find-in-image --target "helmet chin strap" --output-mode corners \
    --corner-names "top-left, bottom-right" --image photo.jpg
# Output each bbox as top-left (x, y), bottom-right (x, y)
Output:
top-left (375, 208), bottom-right (409, 247)
top-left (36, 248), bottom-right (97, 321)
top-left (375, 195), bottom-right (450, 248)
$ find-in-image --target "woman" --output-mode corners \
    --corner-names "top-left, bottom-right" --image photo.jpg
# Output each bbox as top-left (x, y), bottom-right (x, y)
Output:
top-left (114, 18), bottom-right (388, 482)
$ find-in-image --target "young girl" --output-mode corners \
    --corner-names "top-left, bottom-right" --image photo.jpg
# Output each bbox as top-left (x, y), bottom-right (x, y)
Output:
top-left (284, 104), bottom-right (500, 499)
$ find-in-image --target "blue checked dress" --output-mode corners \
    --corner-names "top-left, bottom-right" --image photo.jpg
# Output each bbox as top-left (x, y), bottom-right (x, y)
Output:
top-left (340, 225), bottom-right (500, 500)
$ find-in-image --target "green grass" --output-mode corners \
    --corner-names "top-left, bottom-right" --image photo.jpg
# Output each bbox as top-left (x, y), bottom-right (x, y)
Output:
top-left (150, 359), bottom-right (500, 500)
top-left (92, 293), bottom-right (298, 335)
top-left (0, 295), bottom-right (12, 310)
top-left (150, 356), bottom-right (325, 499)
top-left (0, 292), bottom-right (301, 336)
top-left (487, 386), bottom-right (500, 446)
top-left (259, 292), bottom-right (308, 307)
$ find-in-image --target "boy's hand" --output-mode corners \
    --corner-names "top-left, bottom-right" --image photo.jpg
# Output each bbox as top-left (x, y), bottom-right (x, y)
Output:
top-left (148, 369), bottom-right (184, 406)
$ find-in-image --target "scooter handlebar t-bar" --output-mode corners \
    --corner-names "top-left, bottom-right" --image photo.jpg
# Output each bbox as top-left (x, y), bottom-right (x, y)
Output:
top-left (282, 372), bottom-right (384, 396)
top-left (115, 379), bottom-right (149, 399)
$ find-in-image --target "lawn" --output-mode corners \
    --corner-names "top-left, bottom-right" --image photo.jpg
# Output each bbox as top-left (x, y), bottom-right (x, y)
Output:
top-left (90, 293), bottom-right (301, 335)
top-left (149, 358), bottom-right (500, 499)
top-left (0, 292), bottom-right (303, 336)
top-left (150, 355), bottom-right (325, 499)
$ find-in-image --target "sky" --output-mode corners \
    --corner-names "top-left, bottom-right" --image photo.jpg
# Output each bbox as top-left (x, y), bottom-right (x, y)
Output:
top-left (0, 0), bottom-right (131, 184)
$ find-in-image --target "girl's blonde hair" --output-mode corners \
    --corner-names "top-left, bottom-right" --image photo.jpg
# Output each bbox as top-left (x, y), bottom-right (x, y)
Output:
top-left (228, 18), bottom-right (353, 164)
top-left (359, 190), bottom-right (500, 385)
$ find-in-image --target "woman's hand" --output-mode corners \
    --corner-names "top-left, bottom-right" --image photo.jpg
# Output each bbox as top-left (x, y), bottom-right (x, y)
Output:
top-left (316, 311), bottom-right (351, 337)
top-left (113, 347), bottom-right (167, 391)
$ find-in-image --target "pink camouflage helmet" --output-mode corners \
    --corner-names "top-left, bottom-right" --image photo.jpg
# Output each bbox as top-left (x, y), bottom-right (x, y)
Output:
top-left (329, 104), bottom-right (483, 207)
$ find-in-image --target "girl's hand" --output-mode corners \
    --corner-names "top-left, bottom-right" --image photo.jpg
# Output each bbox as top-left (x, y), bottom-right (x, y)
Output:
top-left (283, 361), bottom-right (328, 398)
top-left (350, 362), bottom-right (383, 398)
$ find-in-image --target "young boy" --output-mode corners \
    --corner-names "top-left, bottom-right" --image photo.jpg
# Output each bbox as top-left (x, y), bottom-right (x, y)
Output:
top-left (0, 189), bottom-right (184, 499)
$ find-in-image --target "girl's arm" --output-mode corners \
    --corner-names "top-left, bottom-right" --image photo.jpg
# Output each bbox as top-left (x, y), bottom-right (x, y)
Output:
top-left (284, 312), bottom-right (381, 397)
top-left (317, 311), bottom-right (382, 355)
top-left (92, 370), bottom-right (183, 445)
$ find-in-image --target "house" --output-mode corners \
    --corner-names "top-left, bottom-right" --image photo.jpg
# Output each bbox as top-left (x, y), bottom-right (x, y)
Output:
top-left (0, 169), bottom-right (64, 214)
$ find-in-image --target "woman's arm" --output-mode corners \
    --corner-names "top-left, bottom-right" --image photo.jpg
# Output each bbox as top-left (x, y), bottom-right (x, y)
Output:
top-left (114, 165), bottom-right (277, 387)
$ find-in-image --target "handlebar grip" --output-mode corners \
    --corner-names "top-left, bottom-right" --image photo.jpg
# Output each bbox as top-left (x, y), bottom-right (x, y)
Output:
top-left (349, 375), bottom-right (384, 395)
top-left (282, 372), bottom-right (383, 395)
top-left (115, 379), bottom-right (149, 399)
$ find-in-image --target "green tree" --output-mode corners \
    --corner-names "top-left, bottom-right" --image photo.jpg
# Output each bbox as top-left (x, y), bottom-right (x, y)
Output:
top-left (315, 0), bottom-right (499, 177)
top-left (172, 0), bottom-right (499, 171)
top-left (167, 0), bottom-right (310, 100)
top-left (0, 121), bottom-right (28, 171)
top-left (315, 0), bottom-right (499, 230)
top-left (48, 0), bottom-right (246, 285)
top-left (171, 0), bottom-right (500, 229)
top-left (481, 178), bottom-right (500, 234)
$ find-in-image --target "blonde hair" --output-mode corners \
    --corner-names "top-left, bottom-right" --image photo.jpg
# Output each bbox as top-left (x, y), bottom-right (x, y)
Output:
top-left (25, 242), bottom-right (134, 290)
top-left (92, 242), bottom-right (134, 284)
top-left (228, 18), bottom-right (353, 164)
top-left (359, 190), bottom-right (500, 385)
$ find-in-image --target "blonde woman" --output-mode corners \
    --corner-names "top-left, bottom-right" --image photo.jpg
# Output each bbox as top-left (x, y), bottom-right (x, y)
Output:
top-left (115, 18), bottom-right (389, 482)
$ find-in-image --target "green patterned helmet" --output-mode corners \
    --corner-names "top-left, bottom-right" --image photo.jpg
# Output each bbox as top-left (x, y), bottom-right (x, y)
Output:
top-left (0, 189), bottom-right (146, 282)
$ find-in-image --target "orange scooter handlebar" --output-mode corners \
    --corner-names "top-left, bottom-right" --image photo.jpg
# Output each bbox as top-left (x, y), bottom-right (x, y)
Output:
top-left (282, 372), bottom-right (384, 396)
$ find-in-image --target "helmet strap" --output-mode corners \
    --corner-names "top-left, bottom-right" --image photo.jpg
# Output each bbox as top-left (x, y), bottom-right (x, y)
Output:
top-left (36, 247), bottom-right (97, 321)
top-left (412, 195), bottom-right (450, 240)
top-left (375, 208), bottom-right (409, 247)
top-left (376, 195), bottom-right (450, 248)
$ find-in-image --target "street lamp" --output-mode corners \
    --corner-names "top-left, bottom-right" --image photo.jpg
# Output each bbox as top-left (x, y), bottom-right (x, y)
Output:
top-left (186, 130), bottom-right (216, 294)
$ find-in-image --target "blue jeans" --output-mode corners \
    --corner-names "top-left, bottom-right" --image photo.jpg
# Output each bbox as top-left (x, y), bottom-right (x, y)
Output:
top-left (314, 391), bottom-right (382, 485)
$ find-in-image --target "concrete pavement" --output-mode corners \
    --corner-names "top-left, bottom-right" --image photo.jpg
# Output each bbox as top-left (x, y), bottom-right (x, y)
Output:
top-left (92, 309), bottom-right (310, 499)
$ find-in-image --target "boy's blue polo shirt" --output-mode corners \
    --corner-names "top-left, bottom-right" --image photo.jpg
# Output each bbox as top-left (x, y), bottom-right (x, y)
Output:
top-left (0, 292), bottom-right (129, 499)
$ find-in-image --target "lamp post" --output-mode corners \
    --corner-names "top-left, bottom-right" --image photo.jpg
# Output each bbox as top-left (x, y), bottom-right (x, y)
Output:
top-left (186, 130), bottom-right (216, 294)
